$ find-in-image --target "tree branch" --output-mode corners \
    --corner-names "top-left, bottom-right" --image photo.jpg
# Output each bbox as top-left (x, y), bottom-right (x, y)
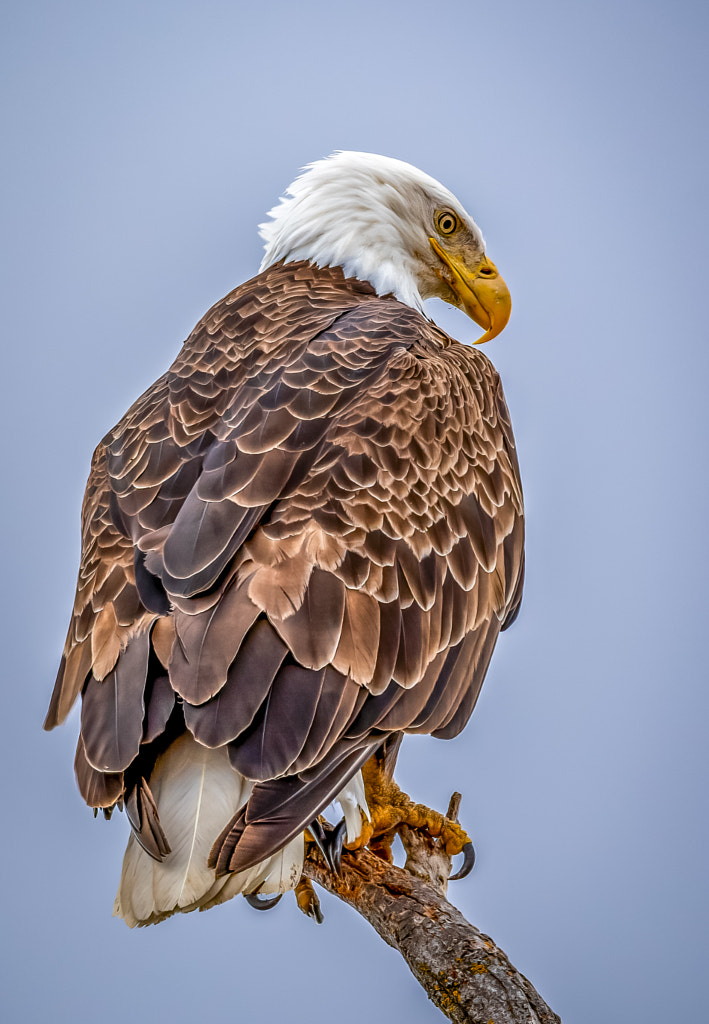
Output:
top-left (303, 796), bottom-right (560, 1024)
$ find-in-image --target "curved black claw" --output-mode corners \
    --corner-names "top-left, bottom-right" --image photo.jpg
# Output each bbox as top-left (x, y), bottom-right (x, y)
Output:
top-left (308, 817), bottom-right (348, 874)
top-left (308, 818), bottom-right (330, 862)
top-left (244, 892), bottom-right (284, 911)
top-left (327, 818), bottom-right (348, 875)
top-left (309, 901), bottom-right (324, 925)
top-left (449, 841), bottom-right (476, 880)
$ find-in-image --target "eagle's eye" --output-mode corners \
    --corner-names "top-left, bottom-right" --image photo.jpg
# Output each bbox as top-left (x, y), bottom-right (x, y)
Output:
top-left (437, 211), bottom-right (458, 236)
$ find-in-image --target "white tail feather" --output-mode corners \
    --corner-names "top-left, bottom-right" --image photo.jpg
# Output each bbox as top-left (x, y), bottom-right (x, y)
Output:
top-left (337, 771), bottom-right (370, 843)
top-left (113, 731), bottom-right (368, 927)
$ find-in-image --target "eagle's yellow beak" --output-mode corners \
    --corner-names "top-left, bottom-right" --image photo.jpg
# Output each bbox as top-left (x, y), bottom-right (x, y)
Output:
top-left (429, 237), bottom-right (511, 344)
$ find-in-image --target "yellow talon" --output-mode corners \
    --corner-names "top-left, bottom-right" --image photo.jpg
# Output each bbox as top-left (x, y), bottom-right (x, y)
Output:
top-left (348, 754), bottom-right (473, 861)
top-left (294, 876), bottom-right (323, 923)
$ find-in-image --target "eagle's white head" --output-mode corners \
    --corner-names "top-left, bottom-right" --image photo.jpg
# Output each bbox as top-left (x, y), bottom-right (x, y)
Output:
top-left (259, 151), bottom-right (511, 344)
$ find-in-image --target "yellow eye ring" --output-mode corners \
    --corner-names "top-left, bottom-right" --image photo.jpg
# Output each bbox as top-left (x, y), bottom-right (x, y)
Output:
top-left (437, 211), bottom-right (458, 235)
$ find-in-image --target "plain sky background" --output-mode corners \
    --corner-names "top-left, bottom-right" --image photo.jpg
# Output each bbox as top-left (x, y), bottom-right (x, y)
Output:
top-left (1, 2), bottom-right (707, 1021)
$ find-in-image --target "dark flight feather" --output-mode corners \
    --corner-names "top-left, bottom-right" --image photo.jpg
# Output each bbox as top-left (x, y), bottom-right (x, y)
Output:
top-left (227, 663), bottom-right (327, 781)
top-left (211, 742), bottom-right (378, 876)
top-left (125, 777), bottom-right (171, 861)
top-left (183, 619), bottom-right (288, 747)
top-left (142, 674), bottom-right (176, 745)
top-left (74, 736), bottom-right (124, 808)
top-left (80, 630), bottom-right (150, 772)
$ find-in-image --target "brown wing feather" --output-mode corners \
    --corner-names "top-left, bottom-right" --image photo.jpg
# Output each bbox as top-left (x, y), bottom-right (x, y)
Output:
top-left (49, 262), bottom-right (524, 874)
top-left (183, 619), bottom-right (288, 747)
top-left (226, 663), bottom-right (327, 781)
top-left (167, 578), bottom-right (259, 704)
top-left (142, 674), bottom-right (176, 744)
top-left (289, 667), bottom-right (364, 772)
top-left (74, 736), bottom-right (124, 808)
top-left (125, 777), bottom-right (171, 861)
top-left (44, 445), bottom-right (143, 730)
top-left (80, 630), bottom-right (150, 772)
top-left (211, 742), bottom-right (378, 876)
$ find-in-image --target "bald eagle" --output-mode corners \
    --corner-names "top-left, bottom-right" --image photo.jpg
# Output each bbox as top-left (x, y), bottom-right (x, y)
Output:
top-left (45, 152), bottom-right (524, 927)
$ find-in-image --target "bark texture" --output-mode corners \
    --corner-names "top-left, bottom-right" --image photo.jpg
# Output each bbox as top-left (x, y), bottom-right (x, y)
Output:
top-left (303, 798), bottom-right (560, 1024)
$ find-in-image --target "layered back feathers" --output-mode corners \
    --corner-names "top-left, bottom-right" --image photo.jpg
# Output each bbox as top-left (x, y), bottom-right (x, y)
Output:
top-left (47, 155), bottom-right (524, 928)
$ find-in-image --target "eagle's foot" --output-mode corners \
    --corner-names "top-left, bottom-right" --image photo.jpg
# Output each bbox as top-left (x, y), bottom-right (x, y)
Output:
top-left (294, 877), bottom-right (324, 923)
top-left (350, 757), bottom-right (475, 877)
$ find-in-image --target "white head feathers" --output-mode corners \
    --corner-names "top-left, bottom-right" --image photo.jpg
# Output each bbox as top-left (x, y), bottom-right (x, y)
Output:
top-left (259, 152), bottom-right (485, 312)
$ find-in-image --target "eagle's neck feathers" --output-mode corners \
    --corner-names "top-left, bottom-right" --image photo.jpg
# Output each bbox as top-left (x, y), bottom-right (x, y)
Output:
top-left (259, 151), bottom-right (484, 314)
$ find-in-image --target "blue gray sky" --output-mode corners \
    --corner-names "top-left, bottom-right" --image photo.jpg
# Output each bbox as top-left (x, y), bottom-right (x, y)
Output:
top-left (2, 2), bottom-right (707, 1021)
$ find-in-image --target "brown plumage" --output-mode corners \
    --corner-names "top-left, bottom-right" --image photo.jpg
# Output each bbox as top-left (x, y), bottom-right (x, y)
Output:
top-left (46, 152), bottom-right (524, 925)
